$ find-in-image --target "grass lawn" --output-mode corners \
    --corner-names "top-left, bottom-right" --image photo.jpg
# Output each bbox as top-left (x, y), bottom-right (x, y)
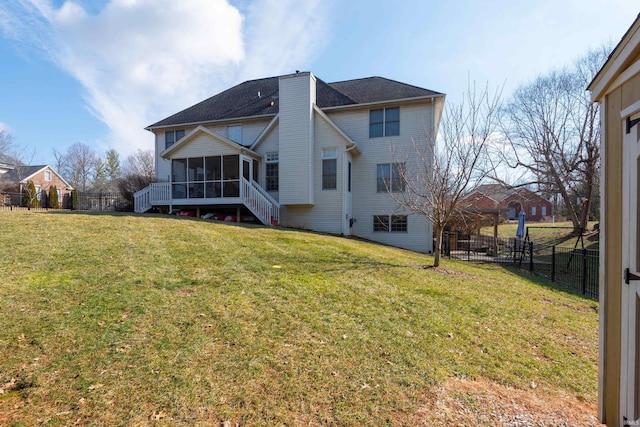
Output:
top-left (481, 220), bottom-right (598, 246)
top-left (0, 211), bottom-right (599, 425)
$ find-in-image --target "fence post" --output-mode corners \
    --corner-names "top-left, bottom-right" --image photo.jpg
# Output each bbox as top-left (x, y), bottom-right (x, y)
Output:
top-left (551, 245), bottom-right (556, 282)
top-left (467, 235), bottom-right (471, 261)
top-left (582, 248), bottom-right (587, 295)
top-left (529, 241), bottom-right (534, 271)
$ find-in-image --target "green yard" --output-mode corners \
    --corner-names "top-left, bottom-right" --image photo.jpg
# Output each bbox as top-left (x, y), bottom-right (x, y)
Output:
top-left (0, 211), bottom-right (599, 425)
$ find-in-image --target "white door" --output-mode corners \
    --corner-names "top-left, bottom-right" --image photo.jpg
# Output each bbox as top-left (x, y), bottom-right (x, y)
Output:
top-left (241, 155), bottom-right (253, 182)
top-left (622, 116), bottom-right (640, 423)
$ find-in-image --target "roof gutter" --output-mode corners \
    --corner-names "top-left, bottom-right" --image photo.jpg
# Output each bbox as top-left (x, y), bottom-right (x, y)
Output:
top-left (320, 93), bottom-right (445, 113)
top-left (145, 113), bottom-right (278, 132)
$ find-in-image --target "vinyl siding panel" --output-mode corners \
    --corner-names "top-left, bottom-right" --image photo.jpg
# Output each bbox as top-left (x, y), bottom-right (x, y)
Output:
top-left (155, 132), bottom-right (171, 182)
top-left (171, 133), bottom-right (241, 158)
top-left (205, 120), bottom-right (272, 146)
top-left (280, 113), bottom-right (343, 234)
top-left (328, 103), bottom-right (435, 253)
top-left (278, 73), bottom-right (315, 205)
top-left (253, 123), bottom-right (280, 200)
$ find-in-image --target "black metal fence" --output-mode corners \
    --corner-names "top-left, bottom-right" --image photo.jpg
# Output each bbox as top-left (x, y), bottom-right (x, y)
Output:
top-left (0, 192), bottom-right (133, 212)
top-left (443, 231), bottom-right (598, 299)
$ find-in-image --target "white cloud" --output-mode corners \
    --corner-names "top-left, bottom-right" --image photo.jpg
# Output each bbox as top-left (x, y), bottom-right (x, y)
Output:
top-left (0, 0), bottom-right (331, 155)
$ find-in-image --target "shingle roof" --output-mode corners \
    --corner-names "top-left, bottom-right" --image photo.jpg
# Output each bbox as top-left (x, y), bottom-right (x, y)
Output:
top-left (473, 184), bottom-right (514, 202)
top-left (148, 74), bottom-right (443, 129)
top-left (1, 165), bottom-right (46, 182)
top-left (328, 77), bottom-right (440, 104)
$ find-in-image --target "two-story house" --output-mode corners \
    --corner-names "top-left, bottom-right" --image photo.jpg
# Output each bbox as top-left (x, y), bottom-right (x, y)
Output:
top-left (135, 72), bottom-right (444, 253)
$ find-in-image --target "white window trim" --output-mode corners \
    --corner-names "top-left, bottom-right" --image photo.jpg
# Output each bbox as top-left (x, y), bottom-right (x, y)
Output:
top-left (370, 107), bottom-right (400, 138)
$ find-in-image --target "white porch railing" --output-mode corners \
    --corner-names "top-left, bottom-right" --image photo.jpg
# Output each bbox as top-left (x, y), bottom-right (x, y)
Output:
top-left (134, 179), bottom-right (279, 226)
top-left (134, 182), bottom-right (170, 213)
top-left (241, 178), bottom-right (280, 225)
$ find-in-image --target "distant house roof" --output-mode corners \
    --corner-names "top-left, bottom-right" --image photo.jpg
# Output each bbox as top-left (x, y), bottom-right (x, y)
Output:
top-left (473, 184), bottom-right (514, 202)
top-left (147, 74), bottom-right (443, 129)
top-left (1, 164), bottom-right (73, 189)
top-left (2, 165), bottom-right (48, 182)
top-left (472, 184), bottom-right (550, 203)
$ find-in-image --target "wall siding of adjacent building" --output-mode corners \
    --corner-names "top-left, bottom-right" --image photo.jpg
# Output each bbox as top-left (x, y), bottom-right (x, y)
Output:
top-left (278, 73), bottom-right (315, 205)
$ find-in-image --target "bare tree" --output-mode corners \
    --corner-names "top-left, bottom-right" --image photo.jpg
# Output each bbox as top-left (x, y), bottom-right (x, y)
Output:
top-left (0, 130), bottom-right (14, 162)
top-left (495, 47), bottom-right (609, 230)
top-left (122, 149), bottom-right (155, 180)
top-left (118, 149), bottom-right (156, 203)
top-left (52, 148), bottom-right (65, 175)
top-left (0, 138), bottom-right (37, 207)
top-left (63, 142), bottom-right (97, 192)
top-left (392, 82), bottom-right (503, 267)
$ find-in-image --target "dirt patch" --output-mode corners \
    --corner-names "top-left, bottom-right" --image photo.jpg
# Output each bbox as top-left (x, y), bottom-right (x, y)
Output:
top-left (405, 377), bottom-right (600, 426)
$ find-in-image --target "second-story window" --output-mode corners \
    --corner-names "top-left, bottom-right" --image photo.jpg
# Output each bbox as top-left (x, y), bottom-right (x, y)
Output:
top-left (165, 129), bottom-right (185, 150)
top-left (369, 107), bottom-right (400, 138)
top-left (44, 170), bottom-right (51, 181)
top-left (226, 125), bottom-right (242, 143)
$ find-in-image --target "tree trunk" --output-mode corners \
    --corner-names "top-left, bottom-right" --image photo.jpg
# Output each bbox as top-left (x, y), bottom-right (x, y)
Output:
top-left (433, 224), bottom-right (443, 267)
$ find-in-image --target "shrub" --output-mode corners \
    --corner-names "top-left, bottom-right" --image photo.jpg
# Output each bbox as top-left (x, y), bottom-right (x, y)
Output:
top-left (49, 186), bottom-right (60, 209)
top-left (40, 190), bottom-right (48, 208)
top-left (70, 189), bottom-right (78, 210)
top-left (23, 181), bottom-right (39, 209)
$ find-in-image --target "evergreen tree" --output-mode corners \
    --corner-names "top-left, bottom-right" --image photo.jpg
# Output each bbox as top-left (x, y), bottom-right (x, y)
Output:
top-left (49, 186), bottom-right (59, 209)
top-left (105, 149), bottom-right (121, 183)
top-left (93, 157), bottom-right (107, 191)
top-left (41, 190), bottom-right (48, 208)
top-left (70, 189), bottom-right (78, 210)
top-left (27, 181), bottom-right (38, 208)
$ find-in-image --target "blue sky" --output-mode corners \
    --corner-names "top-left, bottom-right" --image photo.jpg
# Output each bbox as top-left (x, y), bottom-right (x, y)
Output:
top-left (0, 0), bottom-right (637, 165)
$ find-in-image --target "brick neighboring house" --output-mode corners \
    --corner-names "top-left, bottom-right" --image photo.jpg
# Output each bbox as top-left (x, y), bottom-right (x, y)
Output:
top-left (460, 184), bottom-right (552, 222)
top-left (0, 164), bottom-right (73, 206)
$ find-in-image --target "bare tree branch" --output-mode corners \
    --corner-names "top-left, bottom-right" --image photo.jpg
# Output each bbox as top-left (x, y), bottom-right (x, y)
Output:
top-left (391, 80), bottom-right (504, 266)
top-left (492, 46), bottom-right (609, 229)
